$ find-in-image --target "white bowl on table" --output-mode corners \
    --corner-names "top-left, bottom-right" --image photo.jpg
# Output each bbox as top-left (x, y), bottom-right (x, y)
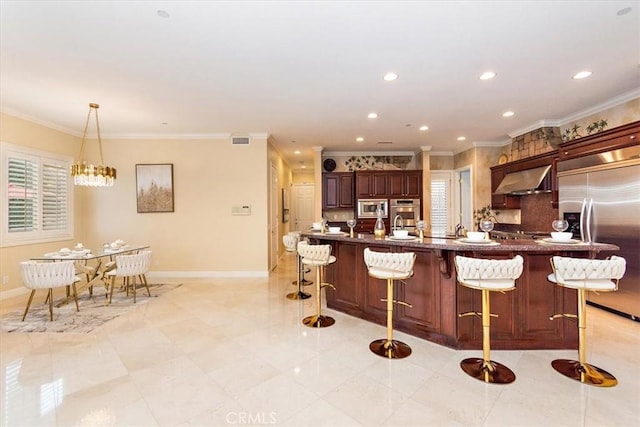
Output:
top-left (465, 231), bottom-right (486, 241)
top-left (551, 232), bottom-right (573, 241)
top-left (393, 230), bottom-right (409, 238)
top-left (328, 226), bottom-right (341, 233)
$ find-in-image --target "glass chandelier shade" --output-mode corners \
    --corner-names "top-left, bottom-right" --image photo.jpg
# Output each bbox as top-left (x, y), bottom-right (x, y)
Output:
top-left (70, 103), bottom-right (117, 187)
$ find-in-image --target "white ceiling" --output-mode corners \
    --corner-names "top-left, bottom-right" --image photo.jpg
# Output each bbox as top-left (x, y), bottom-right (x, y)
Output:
top-left (1, 1), bottom-right (639, 171)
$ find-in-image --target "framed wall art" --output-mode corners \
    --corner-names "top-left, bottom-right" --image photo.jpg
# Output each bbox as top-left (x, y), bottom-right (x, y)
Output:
top-left (136, 163), bottom-right (174, 213)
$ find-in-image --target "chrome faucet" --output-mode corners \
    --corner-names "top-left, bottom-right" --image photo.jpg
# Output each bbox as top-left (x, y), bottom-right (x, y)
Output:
top-left (393, 215), bottom-right (404, 231)
top-left (455, 223), bottom-right (465, 237)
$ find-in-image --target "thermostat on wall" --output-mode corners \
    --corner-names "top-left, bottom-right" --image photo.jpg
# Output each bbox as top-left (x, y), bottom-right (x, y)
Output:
top-left (232, 205), bottom-right (251, 215)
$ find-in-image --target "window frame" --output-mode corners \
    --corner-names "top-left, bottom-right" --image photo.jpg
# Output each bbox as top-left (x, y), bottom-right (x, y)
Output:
top-left (1, 142), bottom-right (74, 247)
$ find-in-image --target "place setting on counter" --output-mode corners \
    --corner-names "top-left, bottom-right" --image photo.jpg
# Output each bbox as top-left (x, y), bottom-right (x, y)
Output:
top-left (453, 220), bottom-right (501, 246)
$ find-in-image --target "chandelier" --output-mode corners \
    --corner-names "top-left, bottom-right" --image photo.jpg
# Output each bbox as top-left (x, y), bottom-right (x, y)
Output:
top-left (70, 103), bottom-right (117, 187)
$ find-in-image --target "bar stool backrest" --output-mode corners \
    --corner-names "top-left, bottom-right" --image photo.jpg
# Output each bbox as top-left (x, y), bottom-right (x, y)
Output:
top-left (297, 242), bottom-right (331, 263)
top-left (455, 255), bottom-right (524, 281)
top-left (20, 260), bottom-right (77, 289)
top-left (283, 234), bottom-right (299, 252)
top-left (115, 251), bottom-right (151, 277)
top-left (551, 255), bottom-right (626, 285)
top-left (364, 249), bottom-right (416, 275)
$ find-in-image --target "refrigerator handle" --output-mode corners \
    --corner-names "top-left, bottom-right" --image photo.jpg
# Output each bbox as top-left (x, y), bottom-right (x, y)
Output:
top-left (579, 198), bottom-right (588, 242)
top-left (585, 198), bottom-right (593, 243)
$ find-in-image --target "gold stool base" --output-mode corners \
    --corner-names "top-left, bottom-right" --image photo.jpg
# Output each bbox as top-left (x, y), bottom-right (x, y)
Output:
top-left (369, 339), bottom-right (412, 359)
top-left (286, 291), bottom-right (311, 300)
top-left (460, 358), bottom-right (516, 384)
top-left (551, 359), bottom-right (617, 387)
top-left (303, 315), bottom-right (335, 328)
top-left (291, 279), bottom-right (313, 287)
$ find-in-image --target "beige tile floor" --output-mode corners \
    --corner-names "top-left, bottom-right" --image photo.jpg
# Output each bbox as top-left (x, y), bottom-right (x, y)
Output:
top-left (1, 252), bottom-right (639, 426)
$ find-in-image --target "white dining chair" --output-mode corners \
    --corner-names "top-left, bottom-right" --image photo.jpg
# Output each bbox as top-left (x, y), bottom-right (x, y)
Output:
top-left (20, 260), bottom-right (81, 321)
top-left (105, 251), bottom-right (152, 303)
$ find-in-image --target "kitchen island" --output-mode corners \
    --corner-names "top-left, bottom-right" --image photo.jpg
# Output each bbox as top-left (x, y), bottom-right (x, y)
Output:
top-left (303, 232), bottom-right (618, 350)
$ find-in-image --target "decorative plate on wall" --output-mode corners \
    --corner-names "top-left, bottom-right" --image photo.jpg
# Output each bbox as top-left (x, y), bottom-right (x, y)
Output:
top-left (323, 158), bottom-right (336, 172)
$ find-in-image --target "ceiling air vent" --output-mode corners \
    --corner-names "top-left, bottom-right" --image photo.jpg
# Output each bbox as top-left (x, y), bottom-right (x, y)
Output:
top-left (231, 136), bottom-right (250, 145)
top-left (377, 141), bottom-right (393, 145)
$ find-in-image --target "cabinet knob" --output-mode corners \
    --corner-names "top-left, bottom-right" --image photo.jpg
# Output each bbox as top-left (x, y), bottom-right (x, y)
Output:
top-left (631, 135), bottom-right (636, 140)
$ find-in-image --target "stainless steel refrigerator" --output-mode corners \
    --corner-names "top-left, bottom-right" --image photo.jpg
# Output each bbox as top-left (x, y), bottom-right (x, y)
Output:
top-left (557, 144), bottom-right (640, 321)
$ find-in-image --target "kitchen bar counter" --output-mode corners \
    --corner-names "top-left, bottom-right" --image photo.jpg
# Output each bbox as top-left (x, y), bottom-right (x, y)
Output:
top-left (303, 232), bottom-right (618, 350)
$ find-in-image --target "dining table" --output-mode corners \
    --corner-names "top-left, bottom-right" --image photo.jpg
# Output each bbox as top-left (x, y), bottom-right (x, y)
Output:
top-left (31, 244), bottom-right (150, 305)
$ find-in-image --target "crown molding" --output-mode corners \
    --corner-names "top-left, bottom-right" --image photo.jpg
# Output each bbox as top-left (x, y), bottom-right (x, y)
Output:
top-left (472, 139), bottom-right (511, 148)
top-left (557, 88), bottom-right (640, 126)
top-left (508, 88), bottom-right (640, 138)
top-left (323, 150), bottom-right (419, 157)
top-left (1, 107), bottom-right (80, 136)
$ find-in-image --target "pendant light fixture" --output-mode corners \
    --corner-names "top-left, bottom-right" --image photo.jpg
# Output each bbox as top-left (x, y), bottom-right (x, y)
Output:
top-left (70, 103), bottom-right (117, 187)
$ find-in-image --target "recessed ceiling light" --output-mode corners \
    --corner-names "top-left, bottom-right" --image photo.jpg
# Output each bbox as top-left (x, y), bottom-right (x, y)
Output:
top-left (457, 136), bottom-right (466, 141)
top-left (157, 10), bottom-right (170, 18)
top-left (502, 111), bottom-right (515, 118)
top-left (617, 7), bottom-right (632, 16)
top-left (479, 71), bottom-right (497, 80)
top-left (368, 112), bottom-right (378, 119)
top-left (294, 150), bottom-right (301, 154)
top-left (419, 125), bottom-right (429, 131)
top-left (356, 137), bottom-right (364, 142)
top-left (573, 70), bottom-right (592, 80)
top-left (301, 165), bottom-right (306, 169)
top-left (383, 72), bottom-right (398, 81)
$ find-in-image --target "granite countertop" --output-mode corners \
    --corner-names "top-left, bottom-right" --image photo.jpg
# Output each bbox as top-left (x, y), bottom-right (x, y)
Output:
top-left (302, 232), bottom-right (619, 252)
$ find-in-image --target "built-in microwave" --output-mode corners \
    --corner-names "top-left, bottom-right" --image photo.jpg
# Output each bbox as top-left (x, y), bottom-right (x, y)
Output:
top-left (357, 199), bottom-right (388, 219)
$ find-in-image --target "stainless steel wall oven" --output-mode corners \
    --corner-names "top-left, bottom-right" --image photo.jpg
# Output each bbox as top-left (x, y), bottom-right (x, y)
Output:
top-left (390, 198), bottom-right (421, 231)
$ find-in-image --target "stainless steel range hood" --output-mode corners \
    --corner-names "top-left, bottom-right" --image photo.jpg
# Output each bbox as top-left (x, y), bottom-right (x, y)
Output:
top-left (494, 165), bottom-right (552, 195)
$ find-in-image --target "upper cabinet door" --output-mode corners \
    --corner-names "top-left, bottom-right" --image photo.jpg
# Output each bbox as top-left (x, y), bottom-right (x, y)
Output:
top-left (323, 172), bottom-right (355, 209)
top-left (388, 171), bottom-right (422, 198)
top-left (323, 174), bottom-right (340, 209)
top-left (356, 172), bottom-right (388, 198)
top-left (338, 173), bottom-right (355, 208)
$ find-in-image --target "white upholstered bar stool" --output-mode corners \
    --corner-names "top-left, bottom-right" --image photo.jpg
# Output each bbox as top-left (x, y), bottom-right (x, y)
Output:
top-left (284, 233), bottom-right (310, 300)
top-left (297, 241), bottom-right (336, 328)
top-left (454, 255), bottom-right (523, 384)
top-left (548, 255), bottom-right (626, 387)
top-left (364, 248), bottom-right (416, 359)
top-left (106, 251), bottom-right (152, 304)
top-left (20, 260), bottom-right (81, 321)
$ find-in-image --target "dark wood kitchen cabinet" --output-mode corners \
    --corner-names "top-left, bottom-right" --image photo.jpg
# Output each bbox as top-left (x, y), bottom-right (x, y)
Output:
top-left (490, 168), bottom-right (521, 209)
top-left (558, 120), bottom-right (639, 161)
top-left (388, 170), bottom-right (422, 198)
top-left (355, 171), bottom-right (389, 198)
top-left (322, 172), bottom-right (355, 209)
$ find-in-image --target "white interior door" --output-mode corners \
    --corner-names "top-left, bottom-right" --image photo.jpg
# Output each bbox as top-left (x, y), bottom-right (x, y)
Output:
top-left (269, 163), bottom-right (278, 271)
top-left (292, 184), bottom-right (314, 232)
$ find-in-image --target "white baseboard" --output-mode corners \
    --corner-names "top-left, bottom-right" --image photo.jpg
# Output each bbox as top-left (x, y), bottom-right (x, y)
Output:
top-left (0, 286), bottom-right (28, 301)
top-left (0, 270), bottom-right (269, 301)
top-left (146, 271), bottom-right (269, 279)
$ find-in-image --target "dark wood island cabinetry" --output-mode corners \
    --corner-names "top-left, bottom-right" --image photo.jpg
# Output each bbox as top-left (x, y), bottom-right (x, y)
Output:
top-left (304, 233), bottom-right (618, 351)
